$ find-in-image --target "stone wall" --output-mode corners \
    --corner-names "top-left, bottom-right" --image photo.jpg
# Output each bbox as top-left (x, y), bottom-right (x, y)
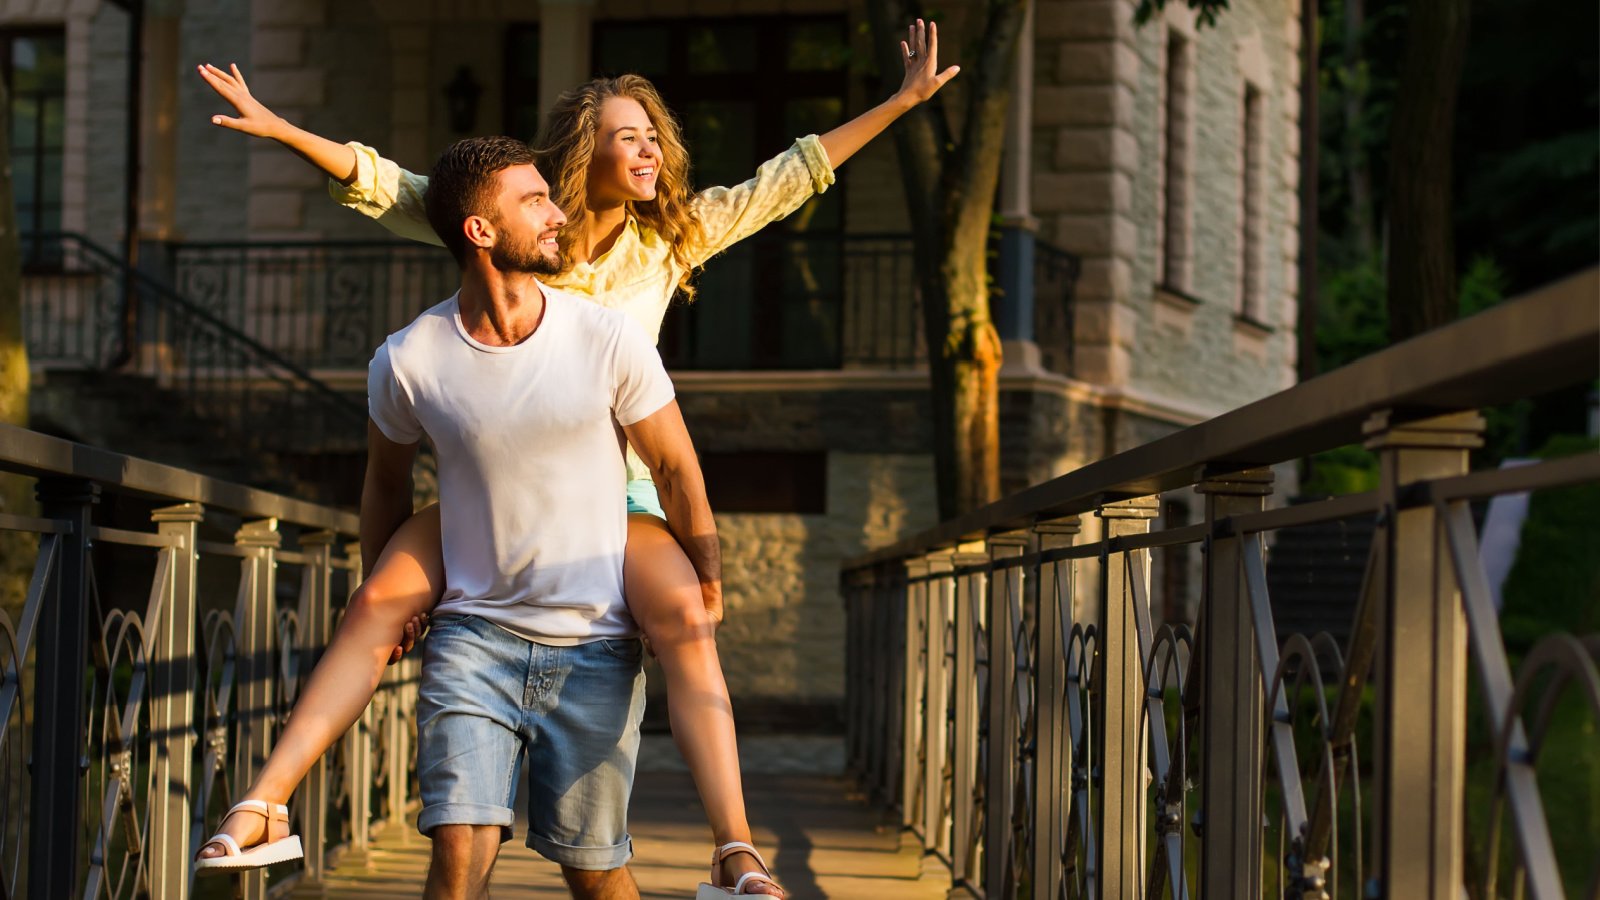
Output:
top-left (1033, 0), bottom-right (1300, 435)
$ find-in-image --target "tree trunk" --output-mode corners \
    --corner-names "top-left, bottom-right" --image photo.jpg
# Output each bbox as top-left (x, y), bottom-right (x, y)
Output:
top-left (1385, 0), bottom-right (1470, 341)
top-left (1343, 0), bottom-right (1376, 257)
top-left (0, 69), bottom-right (35, 672)
top-left (0, 75), bottom-right (23, 428)
top-left (870, 0), bottom-right (1025, 519)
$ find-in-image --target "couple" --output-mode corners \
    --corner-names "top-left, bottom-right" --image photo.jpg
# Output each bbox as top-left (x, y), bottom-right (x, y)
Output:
top-left (191, 19), bottom-right (957, 900)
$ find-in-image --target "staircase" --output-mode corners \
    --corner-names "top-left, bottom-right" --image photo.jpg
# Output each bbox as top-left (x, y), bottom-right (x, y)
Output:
top-left (1265, 505), bottom-right (1377, 648)
top-left (21, 233), bottom-right (368, 507)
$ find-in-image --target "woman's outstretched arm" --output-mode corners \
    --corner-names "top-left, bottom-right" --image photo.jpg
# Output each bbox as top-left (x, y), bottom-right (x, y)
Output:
top-left (816, 18), bottom-right (959, 168)
top-left (198, 63), bottom-right (359, 183)
top-left (199, 62), bottom-right (440, 245)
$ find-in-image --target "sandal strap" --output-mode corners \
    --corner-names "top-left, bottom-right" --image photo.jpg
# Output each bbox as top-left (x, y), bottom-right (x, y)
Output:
top-left (226, 799), bottom-right (289, 823)
top-left (713, 841), bottom-right (764, 867)
top-left (733, 871), bottom-right (781, 895)
top-left (201, 832), bottom-right (243, 858)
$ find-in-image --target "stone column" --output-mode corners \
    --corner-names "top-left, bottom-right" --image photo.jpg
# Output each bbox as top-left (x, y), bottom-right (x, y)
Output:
top-left (996, 0), bottom-right (1041, 374)
top-left (248, 0), bottom-right (327, 238)
top-left (139, 0), bottom-right (184, 242)
top-left (539, 0), bottom-right (595, 119)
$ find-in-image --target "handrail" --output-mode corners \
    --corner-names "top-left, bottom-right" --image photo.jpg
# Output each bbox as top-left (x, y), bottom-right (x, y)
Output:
top-left (37, 232), bottom-right (363, 416)
top-left (846, 266), bottom-right (1599, 567)
top-left (839, 266), bottom-right (1600, 900)
top-left (0, 422), bottom-right (358, 532)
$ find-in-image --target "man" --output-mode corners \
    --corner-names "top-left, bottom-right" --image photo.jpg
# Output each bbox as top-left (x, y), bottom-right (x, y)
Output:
top-left (364, 135), bottom-right (713, 899)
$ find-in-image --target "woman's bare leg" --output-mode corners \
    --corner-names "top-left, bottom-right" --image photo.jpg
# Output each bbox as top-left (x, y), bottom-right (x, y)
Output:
top-left (197, 504), bottom-right (446, 857)
top-left (623, 514), bottom-right (780, 895)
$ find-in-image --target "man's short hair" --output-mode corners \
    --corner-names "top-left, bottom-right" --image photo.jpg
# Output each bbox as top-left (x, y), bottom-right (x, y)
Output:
top-left (424, 136), bottom-right (540, 266)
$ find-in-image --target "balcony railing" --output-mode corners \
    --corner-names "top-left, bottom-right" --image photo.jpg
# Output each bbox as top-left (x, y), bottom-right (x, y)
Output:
top-left (21, 233), bottom-right (367, 483)
top-left (0, 424), bottom-right (411, 900)
top-left (165, 234), bottom-right (1080, 374)
top-left (840, 269), bottom-right (1599, 898)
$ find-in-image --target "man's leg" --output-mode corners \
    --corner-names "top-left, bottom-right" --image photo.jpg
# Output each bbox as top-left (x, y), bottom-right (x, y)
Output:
top-left (415, 615), bottom-right (527, 896)
top-left (561, 865), bottom-right (639, 900)
top-left (426, 825), bottom-right (502, 900)
top-left (523, 639), bottom-right (647, 898)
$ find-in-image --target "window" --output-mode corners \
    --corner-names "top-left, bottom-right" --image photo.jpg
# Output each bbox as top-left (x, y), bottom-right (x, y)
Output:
top-left (502, 26), bottom-right (540, 141)
top-left (1238, 83), bottom-right (1265, 322)
top-left (2, 30), bottom-right (66, 239)
top-left (702, 451), bottom-right (827, 514)
top-left (1159, 32), bottom-right (1192, 292)
top-left (592, 17), bottom-right (849, 370)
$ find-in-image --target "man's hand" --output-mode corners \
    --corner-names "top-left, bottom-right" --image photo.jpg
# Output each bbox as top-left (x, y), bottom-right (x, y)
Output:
top-left (386, 612), bottom-right (429, 665)
top-left (198, 63), bottom-right (286, 139)
top-left (894, 19), bottom-right (961, 106)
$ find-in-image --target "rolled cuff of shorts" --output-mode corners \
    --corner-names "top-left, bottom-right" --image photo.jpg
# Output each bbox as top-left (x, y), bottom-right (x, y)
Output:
top-left (528, 831), bottom-right (633, 871)
top-left (418, 802), bottom-right (516, 841)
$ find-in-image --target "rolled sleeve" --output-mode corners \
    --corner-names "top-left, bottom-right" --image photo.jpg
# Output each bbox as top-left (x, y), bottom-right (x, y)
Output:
top-left (686, 135), bottom-right (836, 267)
top-left (327, 142), bottom-right (443, 247)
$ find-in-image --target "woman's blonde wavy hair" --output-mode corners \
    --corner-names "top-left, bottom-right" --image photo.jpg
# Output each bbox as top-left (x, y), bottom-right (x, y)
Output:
top-left (533, 74), bottom-right (704, 297)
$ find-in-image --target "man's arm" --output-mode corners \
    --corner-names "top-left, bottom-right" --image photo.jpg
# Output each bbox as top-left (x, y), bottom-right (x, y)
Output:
top-left (621, 401), bottom-right (723, 623)
top-left (360, 419), bottom-right (419, 574)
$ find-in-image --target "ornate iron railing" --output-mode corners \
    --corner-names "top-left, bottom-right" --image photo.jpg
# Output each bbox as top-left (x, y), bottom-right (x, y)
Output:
top-left (20, 233), bottom-right (368, 503)
top-left (0, 425), bottom-right (419, 900)
top-left (841, 269), bottom-right (1600, 899)
top-left (167, 234), bottom-right (1081, 375)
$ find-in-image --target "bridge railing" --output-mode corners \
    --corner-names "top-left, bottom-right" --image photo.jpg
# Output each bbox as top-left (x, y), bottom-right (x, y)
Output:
top-left (0, 426), bottom-right (418, 900)
top-left (841, 269), bottom-right (1599, 899)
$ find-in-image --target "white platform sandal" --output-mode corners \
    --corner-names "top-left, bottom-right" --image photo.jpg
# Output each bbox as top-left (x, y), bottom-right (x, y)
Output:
top-left (696, 841), bottom-right (784, 897)
top-left (193, 799), bottom-right (304, 873)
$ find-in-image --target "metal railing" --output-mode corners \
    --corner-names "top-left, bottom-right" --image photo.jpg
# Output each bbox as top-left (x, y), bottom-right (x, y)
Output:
top-left (167, 234), bottom-right (1081, 375)
top-left (21, 233), bottom-right (368, 501)
top-left (841, 269), bottom-right (1600, 898)
top-left (0, 425), bottom-right (419, 900)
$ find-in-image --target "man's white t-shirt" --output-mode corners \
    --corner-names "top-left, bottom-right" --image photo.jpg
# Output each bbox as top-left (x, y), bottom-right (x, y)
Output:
top-left (367, 286), bottom-right (676, 644)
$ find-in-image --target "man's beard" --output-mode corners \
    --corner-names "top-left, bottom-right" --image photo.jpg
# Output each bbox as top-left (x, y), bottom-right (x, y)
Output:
top-left (490, 230), bottom-right (563, 276)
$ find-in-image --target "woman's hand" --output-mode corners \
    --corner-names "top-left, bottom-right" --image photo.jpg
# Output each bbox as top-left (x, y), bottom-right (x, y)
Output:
top-left (198, 63), bottom-right (285, 139)
top-left (894, 19), bottom-right (961, 106)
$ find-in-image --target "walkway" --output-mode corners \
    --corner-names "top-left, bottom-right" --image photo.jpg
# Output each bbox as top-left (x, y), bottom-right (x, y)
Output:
top-left (315, 742), bottom-right (945, 899)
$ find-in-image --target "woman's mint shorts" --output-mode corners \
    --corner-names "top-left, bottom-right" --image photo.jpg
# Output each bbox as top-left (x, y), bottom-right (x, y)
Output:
top-left (625, 478), bottom-right (666, 520)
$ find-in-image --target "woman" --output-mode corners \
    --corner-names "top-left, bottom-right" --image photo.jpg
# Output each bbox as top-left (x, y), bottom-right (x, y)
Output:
top-left (194, 20), bottom-right (956, 896)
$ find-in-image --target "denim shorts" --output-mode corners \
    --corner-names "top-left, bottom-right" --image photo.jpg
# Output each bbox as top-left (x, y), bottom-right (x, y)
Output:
top-left (415, 614), bottom-right (646, 870)
top-left (625, 478), bottom-right (666, 519)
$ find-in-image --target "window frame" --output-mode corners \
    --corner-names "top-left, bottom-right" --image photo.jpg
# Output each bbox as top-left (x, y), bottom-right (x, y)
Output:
top-left (1, 26), bottom-right (68, 242)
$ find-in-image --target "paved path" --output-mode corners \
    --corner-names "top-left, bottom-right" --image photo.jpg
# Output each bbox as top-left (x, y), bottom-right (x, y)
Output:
top-left (315, 771), bottom-right (947, 899)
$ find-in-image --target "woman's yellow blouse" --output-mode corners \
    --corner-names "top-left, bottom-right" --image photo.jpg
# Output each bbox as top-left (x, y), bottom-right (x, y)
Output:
top-left (328, 134), bottom-right (836, 344)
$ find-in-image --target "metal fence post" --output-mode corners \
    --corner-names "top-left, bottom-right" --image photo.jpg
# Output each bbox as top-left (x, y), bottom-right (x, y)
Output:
top-left (984, 533), bottom-right (1028, 897)
top-left (1031, 518), bottom-right (1080, 900)
top-left (234, 518), bottom-right (280, 900)
top-left (1195, 468), bottom-right (1274, 898)
top-left (1366, 410), bottom-right (1482, 900)
top-left (902, 557), bottom-right (930, 834)
top-left (923, 552), bottom-right (956, 862)
top-left (149, 502), bottom-right (203, 900)
top-left (343, 541), bottom-right (373, 857)
top-left (950, 548), bottom-right (988, 890)
top-left (296, 530), bottom-right (336, 886)
top-left (29, 478), bottom-right (98, 900)
top-left (1096, 496), bottom-right (1158, 899)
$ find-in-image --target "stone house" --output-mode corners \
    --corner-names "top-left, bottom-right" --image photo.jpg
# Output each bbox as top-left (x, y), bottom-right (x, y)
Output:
top-left (6, 0), bottom-right (1301, 728)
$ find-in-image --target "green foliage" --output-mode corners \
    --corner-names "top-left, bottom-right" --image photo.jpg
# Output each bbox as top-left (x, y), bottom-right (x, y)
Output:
top-left (1301, 443), bottom-right (1379, 498)
top-left (1316, 253), bottom-right (1508, 372)
top-left (1132, 0), bottom-right (1230, 29)
top-left (1497, 434), bottom-right (1600, 653)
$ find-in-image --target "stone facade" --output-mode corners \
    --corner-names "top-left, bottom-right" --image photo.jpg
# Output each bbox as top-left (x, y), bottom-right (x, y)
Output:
top-left (15, 0), bottom-right (1303, 726)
